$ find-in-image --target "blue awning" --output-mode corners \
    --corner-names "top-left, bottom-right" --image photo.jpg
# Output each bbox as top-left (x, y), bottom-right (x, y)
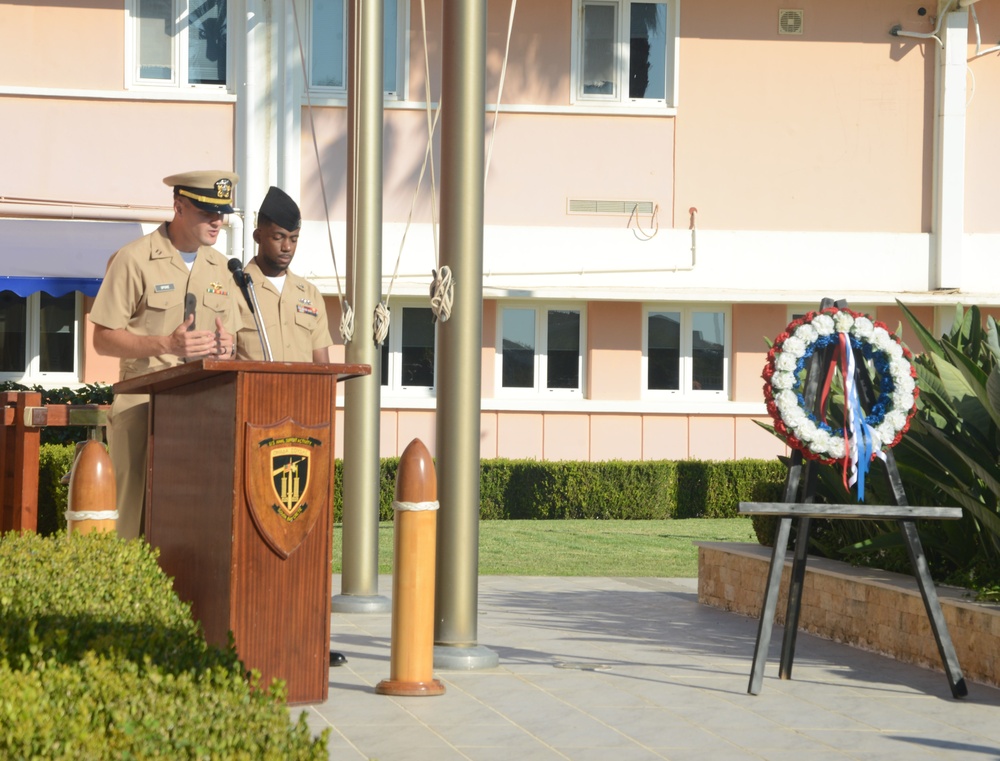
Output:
top-left (0, 218), bottom-right (145, 298)
top-left (0, 276), bottom-right (105, 298)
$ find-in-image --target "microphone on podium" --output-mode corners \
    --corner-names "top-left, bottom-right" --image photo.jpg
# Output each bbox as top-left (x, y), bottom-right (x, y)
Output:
top-left (228, 257), bottom-right (273, 361)
top-left (227, 257), bottom-right (247, 289)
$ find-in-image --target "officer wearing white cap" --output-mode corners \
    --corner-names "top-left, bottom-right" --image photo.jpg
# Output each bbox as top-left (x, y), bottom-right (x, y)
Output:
top-left (90, 170), bottom-right (244, 539)
top-left (235, 186), bottom-right (333, 363)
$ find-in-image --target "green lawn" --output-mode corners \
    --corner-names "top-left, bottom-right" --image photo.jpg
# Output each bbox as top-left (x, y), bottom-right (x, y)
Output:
top-left (334, 518), bottom-right (756, 577)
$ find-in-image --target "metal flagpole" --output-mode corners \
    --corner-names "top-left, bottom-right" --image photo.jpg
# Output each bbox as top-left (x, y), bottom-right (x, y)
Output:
top-left (433, 0), bottom-right (498, 669)
top-left (334, 0), bottom-right (390, 616)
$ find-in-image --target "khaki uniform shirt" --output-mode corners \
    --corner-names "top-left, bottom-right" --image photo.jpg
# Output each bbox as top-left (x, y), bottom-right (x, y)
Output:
top-left (235, 259), bottom-right (333, 362)
top-left (89, 222), bottom-right (243, 540)
top-left (90, 223), bottom-right (243, 380)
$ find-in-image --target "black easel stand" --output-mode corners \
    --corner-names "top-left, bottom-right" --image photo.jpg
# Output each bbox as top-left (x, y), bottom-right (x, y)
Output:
top-left (741, 298), bottom-right (968, 699)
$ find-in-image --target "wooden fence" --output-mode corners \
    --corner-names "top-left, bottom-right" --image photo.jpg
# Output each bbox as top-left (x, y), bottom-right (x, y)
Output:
top-left (1, 391), bottom-right (109, 533)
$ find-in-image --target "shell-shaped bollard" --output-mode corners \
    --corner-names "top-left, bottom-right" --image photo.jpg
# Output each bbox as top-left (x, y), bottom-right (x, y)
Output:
top-left (66, 440), bottom-right (118, 535)
top-left (375, 438), bottom-right (445, 696)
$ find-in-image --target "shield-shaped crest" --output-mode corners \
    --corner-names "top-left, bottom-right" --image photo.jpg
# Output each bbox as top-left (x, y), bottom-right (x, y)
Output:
top-left (245, 418), bottom-right (330, 559)
top-left (270, 446), bottom-right (311, 520)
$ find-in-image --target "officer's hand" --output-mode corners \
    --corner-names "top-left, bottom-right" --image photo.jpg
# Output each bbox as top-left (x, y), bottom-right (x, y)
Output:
top-left (167, 314), bottom-right (229, 358)
top-left (212, 317), bottom-right (236, 358)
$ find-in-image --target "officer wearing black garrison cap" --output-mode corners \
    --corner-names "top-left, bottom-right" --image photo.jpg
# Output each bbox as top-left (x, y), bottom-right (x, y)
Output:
top-left (235, 186), bottom-right (333, 363)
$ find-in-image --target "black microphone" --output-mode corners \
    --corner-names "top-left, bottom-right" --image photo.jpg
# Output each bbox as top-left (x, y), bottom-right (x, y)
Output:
top-left (227, 258), bottom-right (272, 359)
top-left (183, 292), bottom-right (197, 330)
top-left (227, 257), bottom-right (246, 288)
top-left (180, 292), bottom-right (198, 362)
top-left (228, 257), bottom-right (258, 319)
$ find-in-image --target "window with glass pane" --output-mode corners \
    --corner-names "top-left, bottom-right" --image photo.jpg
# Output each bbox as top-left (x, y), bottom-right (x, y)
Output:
top-left (379, 306), bottom-right (436, 392)
top-left (187, 0), bottom-right (227, 85)
top-left (39, 293), bottom-right (76, 373)
top-left (0, 292), bottom-right (77, 380)
top-left (137, 0), bottom-right (174, 80)
top-left (582, 3), bottom-right (616, 96)
top-left (577, 0), bottom-right (671, 105)
top-left (380, 336), bottom-right (389, 386)
top-left (546, 310), bottom-right (580, 389)
top-left (312, 0), bottom-right (346, 88)
top-left (629, 3), bottom-right (666, 99)
top-left (134, 0), bottom-right (227, 85)
top-left (401, 307), bottom-right (434, 387)
top-left (502, 309), bottom-right (535, 388)
top-left (311, 0), bottom-right (399, 93)
top-left (0, 292), bottom-right (27, 374)
top-left (692, 311), bottom-right (724, 391)
top-left (383, 0), bottom-right (398, 94)
top-left (647, 311), bottom-right (680, 390)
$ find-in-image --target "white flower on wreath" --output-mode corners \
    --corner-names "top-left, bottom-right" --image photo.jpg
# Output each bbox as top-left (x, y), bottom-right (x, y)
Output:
top-left (852, 316), bottom-right (875, 339)
top-left (794, 323), bottom-right (819, 343)
top-left (812, 314), bottom-right (835, 336)
top-left (891, 360), bottom-right (914, 384)
top-left (833, 311), bottom-right (855, 333)
top-left (771, 371), bottom-right (795, 390)
top-left (774, 389), bottom-right (798, 412)
top-left (874, 423), bottom-right (898, 446)
top-left (781, 404), bottom-right (807, 429)
top-left (781, 335), bottom-right (807, 359)
top-left (871, 328), bottom-right (894, 353)
top-left (775, 352), bottom-right (798, 372)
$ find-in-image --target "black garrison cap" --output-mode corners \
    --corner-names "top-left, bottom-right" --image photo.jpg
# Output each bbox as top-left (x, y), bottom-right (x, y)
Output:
top-left (257, 186), bottom-right (302, 232)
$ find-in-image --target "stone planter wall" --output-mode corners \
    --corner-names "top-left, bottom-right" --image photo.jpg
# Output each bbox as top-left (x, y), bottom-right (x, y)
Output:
top-left (697, 541), bottom-right (1000, 688)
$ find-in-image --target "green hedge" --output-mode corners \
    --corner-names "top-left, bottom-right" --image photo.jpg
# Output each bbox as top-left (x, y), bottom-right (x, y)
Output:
top-left (0, 531), bottom-right (328, 759)
top-left (334, 457), bottom-right (786, 521)
top-left (335, 457), bottom-right (786, 521)
top-left (38, 443), bottom-right (77, 535)
top-left (42, 449), bottom-right (786, 528)
top-left (673, 459), bottom-right (788, 519)
top-left (478, 459), bottom-right (678, 519)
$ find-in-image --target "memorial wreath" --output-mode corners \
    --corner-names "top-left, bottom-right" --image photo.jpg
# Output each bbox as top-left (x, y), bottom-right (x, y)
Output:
top-left (762, 306), bottom-right (919, 498)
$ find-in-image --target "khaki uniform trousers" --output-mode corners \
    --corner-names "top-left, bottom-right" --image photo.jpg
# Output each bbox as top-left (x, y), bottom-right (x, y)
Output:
top-left (106, 392), bottom-right (149, 539)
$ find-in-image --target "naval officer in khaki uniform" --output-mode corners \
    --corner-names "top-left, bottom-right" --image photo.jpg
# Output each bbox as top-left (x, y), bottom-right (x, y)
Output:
top-left (90, 170), bottom-right (243, 539)
top-left (235, 186), bottom-right (334, 362)
top-left (234, 187), bottom-right (345, 668)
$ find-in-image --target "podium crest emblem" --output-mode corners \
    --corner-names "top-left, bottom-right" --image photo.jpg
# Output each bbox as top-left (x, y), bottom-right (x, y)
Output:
top-left (245, 418), bottom-right (330, 559)
top-left (270, 446), bottom-right (311, 520)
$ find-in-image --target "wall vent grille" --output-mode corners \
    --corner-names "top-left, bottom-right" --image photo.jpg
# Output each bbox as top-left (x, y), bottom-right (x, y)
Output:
top-left (568, 199), bottom-right (655, 216)
top-left (778, 9), bottom-right (804, 35)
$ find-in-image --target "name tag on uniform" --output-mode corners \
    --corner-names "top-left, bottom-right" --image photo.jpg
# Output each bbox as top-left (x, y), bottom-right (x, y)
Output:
top-left (154, 283), bottom-right (175, 292)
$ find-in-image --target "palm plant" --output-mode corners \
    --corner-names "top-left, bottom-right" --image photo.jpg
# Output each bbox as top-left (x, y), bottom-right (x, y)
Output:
top-left (891, 301), bottom-right (1000, 586)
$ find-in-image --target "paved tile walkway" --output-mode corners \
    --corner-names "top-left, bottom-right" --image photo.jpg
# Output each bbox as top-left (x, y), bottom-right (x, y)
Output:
top-left (294, 576), bottom-right (1000, 760)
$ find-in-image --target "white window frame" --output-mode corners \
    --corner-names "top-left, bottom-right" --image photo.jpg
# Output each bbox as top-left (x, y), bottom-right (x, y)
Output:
top-left (570, 0), bottom-right (679, 109)
top-left (642, 304), bottom-right (729, 399)
top-left (308, 0), bottom-right (409, 100)
top-left (125, 0), bottom-right (231, 91)
top-left (379, 301), bottom-right (436, 398)
top-left (0, 292), bottom-right (81, 385)
top-left (496, 303), bottom-right (586, 399)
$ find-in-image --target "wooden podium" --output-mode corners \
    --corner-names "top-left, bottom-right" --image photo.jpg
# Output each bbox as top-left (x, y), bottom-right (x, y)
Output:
top-left (115, 359), bottom-right (368, 705)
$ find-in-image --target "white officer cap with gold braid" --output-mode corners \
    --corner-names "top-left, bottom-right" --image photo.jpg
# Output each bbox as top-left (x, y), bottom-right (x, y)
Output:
top-left (164, 170), bottom-right (240, 214)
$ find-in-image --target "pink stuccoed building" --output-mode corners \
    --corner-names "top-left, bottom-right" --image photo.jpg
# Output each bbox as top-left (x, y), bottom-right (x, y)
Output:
top-left (2, 0), bottom-right (999, 462)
